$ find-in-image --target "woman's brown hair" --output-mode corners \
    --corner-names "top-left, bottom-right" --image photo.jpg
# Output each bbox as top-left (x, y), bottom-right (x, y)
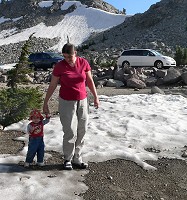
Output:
top-left (62, 43), bottom-right (76, 55)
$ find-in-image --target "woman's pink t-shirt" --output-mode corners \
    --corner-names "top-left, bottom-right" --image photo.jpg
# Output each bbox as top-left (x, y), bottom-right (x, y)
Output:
top-left (53, 56), bottom-right (91, 100)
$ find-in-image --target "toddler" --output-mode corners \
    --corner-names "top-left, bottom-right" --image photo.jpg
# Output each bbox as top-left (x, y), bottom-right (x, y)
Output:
top-left (24, 109), bottom-right (50, 167)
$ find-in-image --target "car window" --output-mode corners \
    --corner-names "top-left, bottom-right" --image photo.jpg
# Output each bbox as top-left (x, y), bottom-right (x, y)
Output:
top-left (121, 50), bottom-right (138, 56)
top-left (129, 50), bottom-right (143, 56)
top-left (130, 50), bottom-right (136, 56)
top-left (147, 51), bottom-right (155, 56)
top-left (47, 52), bottom-right (63, 58)
top-left (142, 50), bottom-right (148, 56)
top-left (42, 53), bottom-right (51, 59)
top-left (151, 50), bottom-right (162, 56)
top-left (29, 54), bottom-right (35, 59)
top-left (135, 50), bottom-right (143, 56)
top-left (35, 53), bottom-right (42, 59)
top-left (121, 50), bottom-right (131, 56)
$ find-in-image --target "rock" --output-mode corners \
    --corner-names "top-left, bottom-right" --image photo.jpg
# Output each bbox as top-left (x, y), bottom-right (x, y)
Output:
top-left (146, 77), bottom-right (157, 87)
top-left (151, 86), bottom-right (165, 94)
top-left (163, 67), bottom-right (181, 84)
top-left (181, 71), bottom-right (187, 84)
top-left (127, 77), bottom-right (146, 89)
top-left (106, 79), bottom-right (124, 88)
top-left (155, 69), bottom-right (167, 78)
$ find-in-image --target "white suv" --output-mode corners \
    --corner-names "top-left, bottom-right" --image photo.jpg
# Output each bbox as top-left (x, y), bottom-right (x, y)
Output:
top-left (117, 49), bottom-right (176, 69)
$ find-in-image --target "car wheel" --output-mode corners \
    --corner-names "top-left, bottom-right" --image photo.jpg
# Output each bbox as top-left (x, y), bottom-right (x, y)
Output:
top-left (122, 61), bottom-right (130, 69)
top-left (154, 61), bottom-right (163, 69)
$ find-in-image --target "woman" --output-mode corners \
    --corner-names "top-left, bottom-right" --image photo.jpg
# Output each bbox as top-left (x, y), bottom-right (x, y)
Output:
top-left (43, 43), bottom-right (99, 170)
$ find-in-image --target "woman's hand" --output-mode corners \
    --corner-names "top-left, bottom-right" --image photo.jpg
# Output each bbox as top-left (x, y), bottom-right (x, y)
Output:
top-left (86, 71), bottom-right (100, 109)
top-left (43, 103), bottom-right (50, 115)
top-left (94, 97), bottom-right (100, 109)
top-left (43, 75), bottom-right (59, 115)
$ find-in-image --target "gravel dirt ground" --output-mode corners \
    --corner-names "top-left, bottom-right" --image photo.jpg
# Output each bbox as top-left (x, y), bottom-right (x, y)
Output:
top-left (1, 85), bottom-right (187, 200)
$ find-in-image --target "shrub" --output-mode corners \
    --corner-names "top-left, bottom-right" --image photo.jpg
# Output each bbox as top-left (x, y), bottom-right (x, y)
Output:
top-left (0, 87), bottom-right (43, 129)
top-left (99, 60), bottom-right (116, 68)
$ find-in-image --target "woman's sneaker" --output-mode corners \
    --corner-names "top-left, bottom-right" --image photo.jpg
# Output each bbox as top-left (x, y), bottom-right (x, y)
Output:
top-left (72, 161), bottom-right (88, 169)
top-left (63, 160), bottom-right (73, 170)
top-left (182, 150), bottom-right (187, 158)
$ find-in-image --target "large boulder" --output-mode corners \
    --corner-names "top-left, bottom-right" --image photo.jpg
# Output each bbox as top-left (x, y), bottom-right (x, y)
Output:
top-left (181, 71), bottom-right (187, 85)
top-left (127, 77), bottom-right (146, 89)
top-left (163, 67), bottom-right (181, 84)
top-left (106, 79), bottom-right (124, 88)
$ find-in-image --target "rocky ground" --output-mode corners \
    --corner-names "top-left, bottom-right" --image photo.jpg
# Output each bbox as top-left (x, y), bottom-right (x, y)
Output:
top-left (1, 85), bottom-right (187, 200)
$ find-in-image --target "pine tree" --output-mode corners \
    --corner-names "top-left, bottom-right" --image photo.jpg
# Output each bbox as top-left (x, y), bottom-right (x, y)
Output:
top-left (174, 46), bottom-right (183, 66)
top-left (0, 34), bottom-right (43, 129)
top-left (67, 35), bottom-right (70, 43)
top-left (7, 34), bottom-right (33, 89)
top-left (122, 8), bottom-right (126, 15)
top-left (183, 48), bottom-right (187, 65)
top-left (101, 33), bottom-right (107, 43)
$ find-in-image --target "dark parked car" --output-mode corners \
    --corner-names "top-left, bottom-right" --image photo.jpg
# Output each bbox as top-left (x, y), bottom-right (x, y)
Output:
top-left (28, 52), bottom-right (64, 70)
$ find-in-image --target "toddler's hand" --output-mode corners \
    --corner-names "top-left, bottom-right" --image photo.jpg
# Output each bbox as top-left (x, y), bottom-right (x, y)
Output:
top-left (45, 113), bottom-right (51, 118)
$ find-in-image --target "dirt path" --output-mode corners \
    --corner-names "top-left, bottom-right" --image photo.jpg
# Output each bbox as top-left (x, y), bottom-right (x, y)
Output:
top-left (82, 158), bottom-right (187, 200)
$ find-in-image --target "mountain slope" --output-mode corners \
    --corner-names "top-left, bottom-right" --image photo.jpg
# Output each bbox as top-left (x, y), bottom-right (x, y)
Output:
top-left (0, 0), bottom-right (126, 64)
top-left (0, 0), bottom-right (187, 65)
top-left (0, 1), bottom-right (126, 49)
top-left (82, 0), bottom-right (187, 56)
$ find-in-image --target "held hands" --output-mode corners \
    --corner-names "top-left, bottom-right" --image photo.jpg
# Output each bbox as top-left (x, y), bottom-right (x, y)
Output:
top-left (43, 103), bottom-right (51, 118)
top-left (45, 113), bottom-right (51, 118)
top-left (43, 103), bottom-right (50, 115)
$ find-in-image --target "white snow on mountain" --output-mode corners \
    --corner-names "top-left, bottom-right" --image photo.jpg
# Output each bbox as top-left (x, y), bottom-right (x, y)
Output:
top-left (0, 1), bottom-right (127, 51)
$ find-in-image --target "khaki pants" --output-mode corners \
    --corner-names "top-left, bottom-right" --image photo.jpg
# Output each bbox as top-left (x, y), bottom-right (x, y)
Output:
top-left (59, 97), bottom-right (89, 163)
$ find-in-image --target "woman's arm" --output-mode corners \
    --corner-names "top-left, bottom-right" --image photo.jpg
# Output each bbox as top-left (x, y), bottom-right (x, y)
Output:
top-left (43, 75), bottom-right (60, 114)
top-left (86, 71), bottom-right (100, 108)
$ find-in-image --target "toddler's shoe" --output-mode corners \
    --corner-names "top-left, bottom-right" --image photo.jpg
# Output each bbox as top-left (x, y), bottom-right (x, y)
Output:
top-left (37, 162), bottom-right (45, 167)
top-left (24, 162), bottom-right (30, 168)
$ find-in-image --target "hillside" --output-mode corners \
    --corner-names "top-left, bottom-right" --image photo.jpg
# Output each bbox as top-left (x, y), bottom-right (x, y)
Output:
top-left (82, 0), bottom-right (187, 58)
top-left (0, 0), bottom-right (187, 65)
top-left (0, 0), bottom-right (125, 64)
